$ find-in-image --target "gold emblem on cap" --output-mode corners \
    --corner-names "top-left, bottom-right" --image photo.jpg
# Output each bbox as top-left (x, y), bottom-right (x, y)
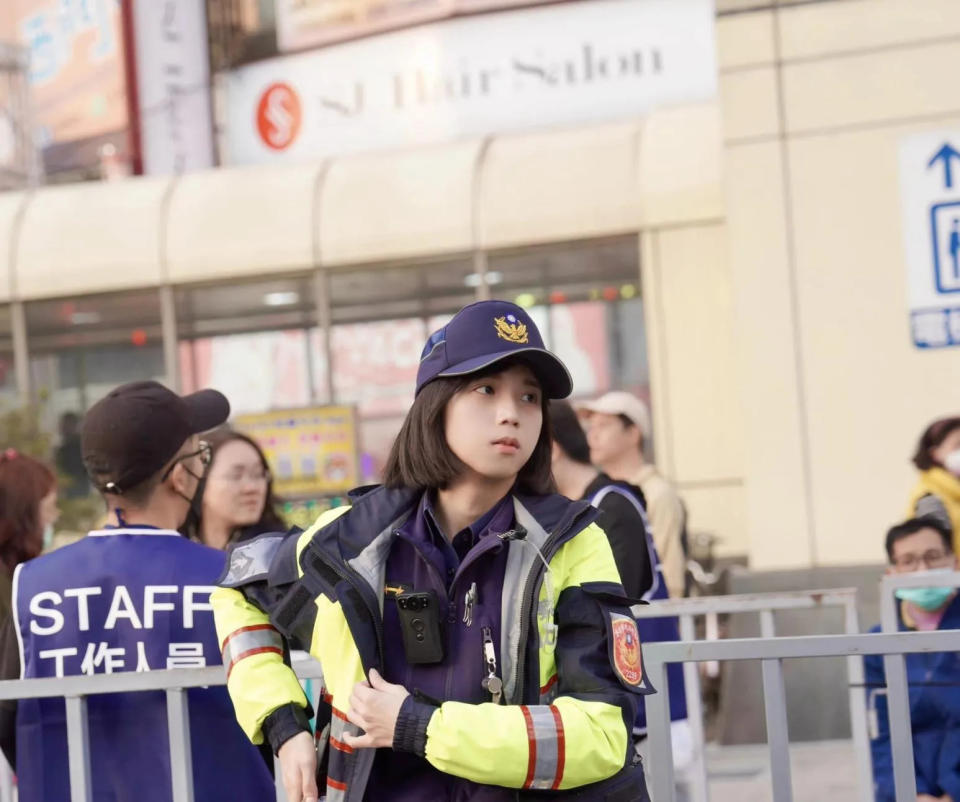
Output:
top-left (494, 315), bottom-right (529, 344)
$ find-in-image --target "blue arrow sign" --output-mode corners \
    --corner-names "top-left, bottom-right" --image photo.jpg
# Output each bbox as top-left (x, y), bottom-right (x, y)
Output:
top-left (928, 142), bottom-right (960, 189)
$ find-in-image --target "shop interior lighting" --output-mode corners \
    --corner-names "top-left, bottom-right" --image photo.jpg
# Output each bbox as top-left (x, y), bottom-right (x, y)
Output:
top-left (463, 271), bottom-right (504, 288)
top-left (514, 292), bottom-right (537, 308)
top-left (70, 311), bottom-right (102, 325)
top-left (263, 291), bottom-right (300, 307)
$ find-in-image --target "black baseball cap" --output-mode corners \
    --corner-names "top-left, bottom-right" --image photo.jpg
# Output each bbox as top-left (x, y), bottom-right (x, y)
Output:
top-left (416, 300), bottom-right (573, 398)
top-left (81, 381), bottom-right (230, 494)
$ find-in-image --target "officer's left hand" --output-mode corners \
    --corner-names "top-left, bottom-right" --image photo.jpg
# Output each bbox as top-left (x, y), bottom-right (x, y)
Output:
top-left (343, 668), bottom-right (410, 749)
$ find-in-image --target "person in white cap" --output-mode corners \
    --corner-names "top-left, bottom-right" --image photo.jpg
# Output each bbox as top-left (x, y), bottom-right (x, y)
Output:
top-left (580, 391), bottom-right (687, 599)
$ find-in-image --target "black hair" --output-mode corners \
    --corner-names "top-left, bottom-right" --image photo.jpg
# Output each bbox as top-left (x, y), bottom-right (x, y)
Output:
top-left (384, 359), bottom-right (555, 495)
top-left (885, 516), bottom-right (953, 562)
top-left (549, 400), bottom-right (592, 465)
top-left (913, 417), bottom-right (960, 470)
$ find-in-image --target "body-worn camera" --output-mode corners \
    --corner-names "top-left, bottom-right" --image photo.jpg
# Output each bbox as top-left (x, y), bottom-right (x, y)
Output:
top-left (396, 591), bottom-right (444, 664)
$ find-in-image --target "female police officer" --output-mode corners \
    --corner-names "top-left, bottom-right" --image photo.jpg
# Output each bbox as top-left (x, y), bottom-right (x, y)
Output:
top-left (212, 301), bottom-right (652, 802)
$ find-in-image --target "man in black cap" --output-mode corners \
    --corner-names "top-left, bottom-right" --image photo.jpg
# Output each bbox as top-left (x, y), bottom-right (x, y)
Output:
top-left (0, 381), bottom-right (274, 801)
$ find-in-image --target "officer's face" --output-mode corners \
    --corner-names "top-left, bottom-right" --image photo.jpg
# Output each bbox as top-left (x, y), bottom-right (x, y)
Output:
top-left (444, 363), bottom-right (543, 485)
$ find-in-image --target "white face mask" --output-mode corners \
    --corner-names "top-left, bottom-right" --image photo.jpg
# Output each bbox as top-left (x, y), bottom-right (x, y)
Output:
top-left (944, 449), bottom-right (960, 477)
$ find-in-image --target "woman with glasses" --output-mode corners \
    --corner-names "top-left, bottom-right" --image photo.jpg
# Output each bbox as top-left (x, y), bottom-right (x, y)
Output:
top-left (185, 428), bottom-right (285, 550)
top-left (865, 516), bottom-right (960, 802)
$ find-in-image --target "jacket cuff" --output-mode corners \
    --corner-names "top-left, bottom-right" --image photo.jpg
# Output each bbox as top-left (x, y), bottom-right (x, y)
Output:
top-left (262, 703), bottom-right (311, 755)
top-left (392, 695), bottom-right (436, 757)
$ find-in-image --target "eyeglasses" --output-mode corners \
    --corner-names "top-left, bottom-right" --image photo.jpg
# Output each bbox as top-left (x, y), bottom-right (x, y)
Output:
top-left (160, 440), bottom-right (212, 482)
top-left (214, 467), bottom-right (271, 484)
top-left (892, 549), bottom-right (954, 571)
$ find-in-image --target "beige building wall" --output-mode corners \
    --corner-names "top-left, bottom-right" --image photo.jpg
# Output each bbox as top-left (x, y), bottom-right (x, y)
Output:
top-left (717, 0), bottom-right (960, 568)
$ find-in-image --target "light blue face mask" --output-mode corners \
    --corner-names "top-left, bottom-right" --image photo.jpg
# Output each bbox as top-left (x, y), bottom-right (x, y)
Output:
top-left (895, 568), bottom-right (957, 611)
top-left (42, 523), bottom-right (54, 550)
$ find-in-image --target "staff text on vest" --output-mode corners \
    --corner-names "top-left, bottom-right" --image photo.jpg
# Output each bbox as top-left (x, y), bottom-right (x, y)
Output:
top-left (27, 585), bottom-right (216, 636)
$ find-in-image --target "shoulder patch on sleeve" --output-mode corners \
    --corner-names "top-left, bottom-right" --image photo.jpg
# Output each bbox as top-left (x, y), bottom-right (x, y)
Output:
top-left (610, 612), bottom-right (644, 687)
top-left (219, 533), bottom-right (286, 587)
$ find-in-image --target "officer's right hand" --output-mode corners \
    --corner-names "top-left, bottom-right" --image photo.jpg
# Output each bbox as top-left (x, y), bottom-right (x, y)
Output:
top-left (278, 731), bottom-right (318, 802)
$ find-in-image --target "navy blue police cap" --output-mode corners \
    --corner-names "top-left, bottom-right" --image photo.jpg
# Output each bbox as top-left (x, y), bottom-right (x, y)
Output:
top-left (416, 300), bottom-right (573, 399)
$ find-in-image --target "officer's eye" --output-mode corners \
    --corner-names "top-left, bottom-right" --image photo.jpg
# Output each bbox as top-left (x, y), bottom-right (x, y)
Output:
top-left (474, 384), bottom-right (495, 395)
top-left (521, 392), bottom-right (540, 404)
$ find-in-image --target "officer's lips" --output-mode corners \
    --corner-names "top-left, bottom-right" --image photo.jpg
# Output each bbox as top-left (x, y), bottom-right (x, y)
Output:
top-left (492, 437), bottom-right (521, 454)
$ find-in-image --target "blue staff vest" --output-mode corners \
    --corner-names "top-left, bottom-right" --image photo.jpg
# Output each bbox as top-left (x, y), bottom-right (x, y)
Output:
top-left (13, 527), bottom-right (274, 802)
top-left (590, 485), bottom-right (688, 730)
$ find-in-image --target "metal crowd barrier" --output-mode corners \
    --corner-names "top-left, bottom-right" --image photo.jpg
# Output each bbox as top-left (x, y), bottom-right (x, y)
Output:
top-left (875, 570), bottom-right (960, 802)
top-left (0, 658), bottom-right (324, 802)
top-left (632, 588), bottom-right (871, 802)
top-left (0, 755), bottom-right (12, 802)
top-left (642, 628), bottom-right (960, 802)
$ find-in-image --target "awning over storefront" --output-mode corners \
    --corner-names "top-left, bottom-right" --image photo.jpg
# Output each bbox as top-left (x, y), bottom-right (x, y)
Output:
top-left (479, 122), bottom-right (642, 249)
top-left (14, 176), bottom-right (171, 299)
top-left (1, 102), bottom-right (723, 299)
top-left (164, 162), bottom-right (321, 283)
top-left (319, 140), bottom-right (481, 266)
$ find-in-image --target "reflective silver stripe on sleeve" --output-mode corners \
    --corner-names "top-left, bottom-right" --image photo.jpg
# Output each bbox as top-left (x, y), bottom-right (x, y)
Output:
top-left (330, 711), bottom-right (362, 746)
top-left (221, 625), bottom-right (283, 675)
top-left (325, 783), bottom-right (347, 802)
top-left (522, 705), bottom-right (565, 790)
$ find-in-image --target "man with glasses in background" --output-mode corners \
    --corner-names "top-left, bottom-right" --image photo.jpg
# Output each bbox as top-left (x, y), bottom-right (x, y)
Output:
top-left (0, 381), bottom-right (274, 802)
top-left (865, 516), bottom-right (960, 802)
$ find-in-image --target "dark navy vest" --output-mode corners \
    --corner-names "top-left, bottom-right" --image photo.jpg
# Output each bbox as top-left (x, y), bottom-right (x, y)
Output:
top-left (14, 528), bottom-right (274, 802)
top-left (590, 486), bottom-right (688, 729)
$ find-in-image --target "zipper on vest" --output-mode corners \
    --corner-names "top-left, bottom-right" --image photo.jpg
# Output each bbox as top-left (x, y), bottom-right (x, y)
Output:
top-left (508, 502), bottom-right (595, 704)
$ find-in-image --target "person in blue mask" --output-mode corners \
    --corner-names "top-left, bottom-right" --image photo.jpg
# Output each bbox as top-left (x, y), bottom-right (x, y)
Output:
top-left (865, 516), bottom-right (960, 802)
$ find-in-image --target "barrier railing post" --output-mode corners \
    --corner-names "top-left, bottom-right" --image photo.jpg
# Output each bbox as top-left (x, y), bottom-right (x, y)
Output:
top-left (645, 654), bottom-right (674, 802)
top-left (166, 688), bottom-right (195, 802)
top-left (759, 609), bottom-right (776, 639)
top-left (879, 575), bottom-right (916, 802)
top-left (843, 599), bottom-right (874, 802)
top-left (0, 756), bottom-right (12, 802)
top-left (761, 658), bottom-right (792, 802)
top-left (881, 652), bottom-right (915, 802)
top-left (678, 613), bottom-right (709, 802)
top-left (65, 694), bottom-right (93, 802)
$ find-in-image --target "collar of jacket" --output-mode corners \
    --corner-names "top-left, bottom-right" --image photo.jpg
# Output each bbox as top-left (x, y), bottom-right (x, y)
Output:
top-left (917, 467), bottom-right (960, 501)
top-left (299, 484), bottom-right (600, 697)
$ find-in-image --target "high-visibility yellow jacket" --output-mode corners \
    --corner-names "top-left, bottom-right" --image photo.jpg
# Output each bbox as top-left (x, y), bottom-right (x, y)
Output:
top-left (212, 486), bottom-right (652, 801)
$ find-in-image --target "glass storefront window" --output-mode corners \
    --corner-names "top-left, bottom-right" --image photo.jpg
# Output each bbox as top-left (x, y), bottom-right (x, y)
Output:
top-left (177, 275), bottom-right (320, 415)
top-left (326, 259), bottom-right (475, 480)
top-left (27, 291), bottom-right (166, 430)
top-left (328, 258), bottom-right (475, 324)
top-left (488, 237), bottom-right (646, 401)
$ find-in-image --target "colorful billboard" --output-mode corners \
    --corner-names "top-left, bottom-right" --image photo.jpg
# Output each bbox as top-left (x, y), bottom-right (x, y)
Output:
top-left (2, 0), bottom-right (127, 150)
top-left (234, 405), bottom-right (360, 498)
